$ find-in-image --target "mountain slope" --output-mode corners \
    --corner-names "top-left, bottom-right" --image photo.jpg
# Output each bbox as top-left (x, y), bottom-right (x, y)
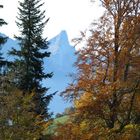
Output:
top-left (1, 31), bottom-right (76, 115)
top-left (45, 30), bottom-right (76, 114)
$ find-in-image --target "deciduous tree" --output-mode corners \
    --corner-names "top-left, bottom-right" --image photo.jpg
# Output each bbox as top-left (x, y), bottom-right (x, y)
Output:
top-left (62, 0), bottom-right (140, 139)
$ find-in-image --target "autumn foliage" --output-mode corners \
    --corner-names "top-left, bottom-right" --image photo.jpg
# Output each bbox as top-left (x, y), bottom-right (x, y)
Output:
top-left (60, 0), bottom-right (140, 139)
top-left (0, 0), bottom-right (140, 139)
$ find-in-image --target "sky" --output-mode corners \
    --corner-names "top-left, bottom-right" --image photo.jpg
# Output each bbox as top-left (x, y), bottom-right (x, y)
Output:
top-left (0, 0), bottom-right (104, 42)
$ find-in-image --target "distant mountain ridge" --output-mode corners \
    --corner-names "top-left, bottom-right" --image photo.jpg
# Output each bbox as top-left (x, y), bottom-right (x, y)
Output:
top-left (45, 30), bottom-right (76, 114)
top-left (1, 31), bottom-right (76, 115)
top-left (47, 30), bottom-right (76, 72)
top-left (48, 30), bottom-right (70, 55)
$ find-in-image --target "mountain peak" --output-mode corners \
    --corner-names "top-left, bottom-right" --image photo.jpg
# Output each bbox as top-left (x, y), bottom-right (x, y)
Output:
top-left (59, 30), bottom-right (68, 39)
top-left (48, 30), bottom-right (71, 55)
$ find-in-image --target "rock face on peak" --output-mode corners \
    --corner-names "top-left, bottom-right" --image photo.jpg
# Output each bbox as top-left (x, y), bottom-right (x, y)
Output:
top-left (47, 30), bottom-right (76, 71)
top-left (45, 31), bottom-right (77, 114)
top-left (48, 30), bottom-right (69, 55)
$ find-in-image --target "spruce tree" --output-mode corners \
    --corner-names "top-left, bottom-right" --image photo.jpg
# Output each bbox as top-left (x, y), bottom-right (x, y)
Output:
top-left (0, 4), bottom-right (9, 101)
top-left (0, 5), bottom-right (8, 74)
top-left (10, 0), bottom-right (53, 119)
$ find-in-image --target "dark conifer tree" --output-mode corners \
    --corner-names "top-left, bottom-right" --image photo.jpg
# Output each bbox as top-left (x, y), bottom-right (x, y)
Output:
top-left (0, 5), bottom-right (9, 99)
top-left (10, 0), bottom-right (53, 119)
top-left (0, 5), bottom-right (8, 74)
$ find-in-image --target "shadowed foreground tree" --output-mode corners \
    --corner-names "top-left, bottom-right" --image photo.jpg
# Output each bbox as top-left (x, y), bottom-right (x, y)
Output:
top-left (0, 84), bottom-right (41, 140)
top-left (0, 5), bottom-right (8, 74)
top-left (62, 0), bottom-right (140, 139)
